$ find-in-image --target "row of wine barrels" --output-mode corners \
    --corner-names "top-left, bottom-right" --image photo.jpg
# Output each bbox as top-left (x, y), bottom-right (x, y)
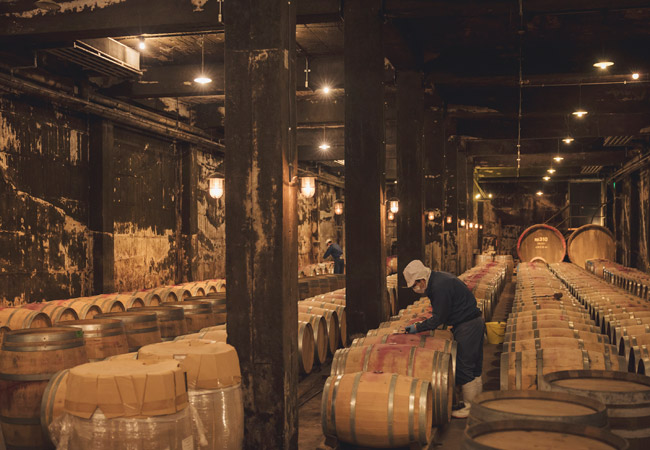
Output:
top-left (300, 299), bottom-right (347, 346)
top-left (298, 322), bottom-right (315, 374)
top-left (459, 261), bottom-right (508, 321)
top-left (129, 305), bottom-right (188, 341)
top-left (20, 302), bottom-right (79, 323)
top-left (299, 313), bottom-right (329, 363)
top-left (0, 307), bottom-right (52, 332)
top-left (543, 369), bottom-right (650, 449)
top-left (298, 305), bottom-right (340, 354)
top-left (191, 294), bottom-right (227, 325)
top-left (175, 300), bottom-right (216, 332)
top-left (588, 259), bottom-right (650, 300)
top-left (0, 328), bottom-right (89, 449)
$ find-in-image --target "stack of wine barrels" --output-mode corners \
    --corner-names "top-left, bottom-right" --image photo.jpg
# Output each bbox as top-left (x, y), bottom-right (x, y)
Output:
top-left (458, 261), bottom-right (508, 321)
top-left (474, 253), bottom-right (494, 266)
top-left (586, 259), bottom-right (650, 301)
top-left (549, 262), bottom-right (650, 375)
top-left (495, 254), bottom-right (515, 281)
top-left (321, 281), bottom-right (461, 448)
top-left (298, 274), bottom-right (345, 299)
top-left (299, 261), bottom-right (335, 278)
top-left (501, 262), bottom-right (626, 390)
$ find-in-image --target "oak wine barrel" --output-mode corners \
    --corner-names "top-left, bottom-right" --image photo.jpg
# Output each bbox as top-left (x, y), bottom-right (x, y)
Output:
top-left (567, 225), bottom-right (615, 270)
top-left (189, 295), bottom-right (227, 325)
top-left (544, 369), bottom-right (650, 450)
top-left (331, 344), bottom-right (453, 425)
top-left (502, 337), bottom-right (617, 355)
top-left (298, 307), bottom-right (340, 354)
top-left (40, 368), bottom-right (69, 446)
top-left (58, 319), bottom-right (129, 361)
top-left (322, 372), bottom-right (432, 447)
top-left (60, 299), bottom-right (102, 319)
top-left (20, 303), bottom-right (79, 324)
top-left (95, 311), bottom-right (162, 352)
top-left (503, 327), bottom-right (609, 344)
top-left (500, 348), bottom-right (626, 390)
top-left (463, 420), bottom-right (628, 450)
top-left (0, 328), bottom-right (88, 449)
top-left (128, 306), bottom-right (187, 341)
top-left (298, 322), bottom-right (315, 374)
top-left (517, 224), bottom-right (566, 264)
top-left (177, 300), bottom-right (217, 332)
top-left (0, 307), bottom-right (52, 331)
top-left (299, 313), bottom-right (329, 363)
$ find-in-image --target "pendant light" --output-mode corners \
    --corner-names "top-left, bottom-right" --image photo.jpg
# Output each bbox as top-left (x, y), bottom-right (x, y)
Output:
top-left (388, 198), bottom-right (399, 214)
top-left (208, 175), bottom-right (224, 199)
top-left (194, 37), bottom-right (212, 85)
top-left (333, 199), bottom-right (344, 215)
top-left (572, 84), bottom-right (587, 117)
top-left (300, 177), bottom-right (316, 198)
top-left (554, 140), bottom-right (564, 163)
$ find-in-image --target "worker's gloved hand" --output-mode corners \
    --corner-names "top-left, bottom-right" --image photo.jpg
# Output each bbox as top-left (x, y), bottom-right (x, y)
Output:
top-left (405, 325), bottom-right (417, 334)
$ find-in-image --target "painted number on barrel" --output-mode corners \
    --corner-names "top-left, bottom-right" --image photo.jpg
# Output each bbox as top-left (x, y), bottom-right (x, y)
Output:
top-left (534, 236), bottom-right (548, 249)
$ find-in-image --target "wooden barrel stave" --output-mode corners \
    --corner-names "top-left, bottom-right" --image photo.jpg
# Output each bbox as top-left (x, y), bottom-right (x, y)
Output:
top-left (95, 312), bottom-right (162, 352)
top-left (298, 322), bottom-right (315, 374)
top-left (58, 319), bottom-right (129, 361)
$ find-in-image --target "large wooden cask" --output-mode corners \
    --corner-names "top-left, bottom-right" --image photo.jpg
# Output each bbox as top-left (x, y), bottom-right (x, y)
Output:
top-left (60, 299), bottom-right (102, 319)
top-left (517, 224), bottom-right (566, 264)
top-left (567, 225), bottom-right (616, 270)
top-left (544, 369), bottom-right (650, 450)
top-left (299, 308), bottom-right (340, 354)
top-left (300, 300), bottom-right (347, 346)
top-left (189, 295), bottom-right (227, 325)
top-left (0, 307), bottom-right (51, 331)
top-left (298, 322), bottom-right (315, 374)
top-left (331, 344), bottom-right (453, 425)
top-left (0, 328), bottom-right (88, 449)
top-left (500, 348), bottom-right (626, 390)
top-left (58, 319), bottom-right (129, 361)
top-left (463, 420), bottom-right (628, 450)
top-left (89, 294), bottom-right (126, 314)
top-left (322, 372), bottom-right (432, 447)
top-left (468, 390), bottom-right (608, 428)
top-left (177, 300), bottom-right (217, 332)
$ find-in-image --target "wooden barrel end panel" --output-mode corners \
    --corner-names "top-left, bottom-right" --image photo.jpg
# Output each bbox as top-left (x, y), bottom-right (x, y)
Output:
top-left (517, 225), bottom-right (566, 264)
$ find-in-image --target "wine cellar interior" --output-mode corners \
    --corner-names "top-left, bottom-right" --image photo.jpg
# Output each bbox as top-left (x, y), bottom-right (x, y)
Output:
top-left (1, 1), bottom-right (650, 449)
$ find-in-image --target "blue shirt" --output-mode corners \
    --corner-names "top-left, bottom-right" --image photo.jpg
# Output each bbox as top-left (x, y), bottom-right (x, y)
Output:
top-left (415, 271), bottom-right (480, 332)
top-left (323, 243), bottom-right (343, 260)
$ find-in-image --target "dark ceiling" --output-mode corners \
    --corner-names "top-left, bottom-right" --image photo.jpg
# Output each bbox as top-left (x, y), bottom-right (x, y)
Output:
top-left (0, 0), bottom-right (649, 184)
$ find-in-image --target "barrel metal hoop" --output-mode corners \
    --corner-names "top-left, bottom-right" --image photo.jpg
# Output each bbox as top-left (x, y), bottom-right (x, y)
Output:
top-left (2, 341), bottom-right (84, 352)
top-left (362, 345), bottom-right (372, 373)
top-left (330, 375), bottom-right (343, 437)
top-left (407, 346), bottom-right (416, 377)
top-left (534, 329), bottom-right (539, 339)
top-left (408, 377), bottom-right (417, 443)
top-left (577, 339), bottom-right (584, 350)
top-left (0, 372), bottom-right (56, 381)
top-left (320, 376), bottom-right (334, 436)
top-left (0, 415), bottom-right (40, 425)
top-left (604, 345), bottom-right (612, 370)
top-left (41, 369), bottom-right (68, 439)
top-left (582, 349), bottom-right (591, 369)
top-left (515, 351), bottom-right (522, 390)
top-left (127, 326), bottom-right (160, 335)
top-left (418, 380), bottom-right (430, 444)
top-left (386, 373), bottom-right (398, 447)
top-left (534, 339), bottom-right (541, 350)
top-left (420, 335), bottom-right (427, 348)
top-left (349, 372), bottom-right (363, 445)
top-left (5, 307), bottom-right (20, 325)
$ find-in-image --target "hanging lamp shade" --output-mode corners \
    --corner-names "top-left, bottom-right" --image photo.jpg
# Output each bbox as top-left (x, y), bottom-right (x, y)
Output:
top-left (300, 176), bottom-right (316, 198)
top-left (333, 199), bottom-right (344, 215)
top-left (209, 177), bottom-right (224, 199)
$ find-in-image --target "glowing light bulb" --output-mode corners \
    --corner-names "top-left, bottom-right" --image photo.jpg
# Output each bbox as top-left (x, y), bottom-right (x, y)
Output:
top-left (547, 168), bottom-right (556, 174)
top-left (389, 199), bottom-right (399, 214)
top-left (209, 177), bottom-right (224, 199)
top-left (194, 76), bottom-right (212, 84)
top-left (387, 212), bottom-right (395, 221)
top-left (319, 143), bottom-right (330, 150)
top-left (562, 137), bottom-right (574, 144)
top-left (475, 193), bottom-right (481, 199)
top-left (446, 216), bottom-right (452, 224)
top-left (554, 156), bottom-right (564, 163)
top-left (593, 61), bottom-right (614, 70)
top-left (536, 191), bottom-right (543, 196)
top-left (632, 73), bottom-right (640, 80)
top-left (322, 86), bottom-right (331, 94)
top-left (460, 219), bottom-right (466, 228)
top-left (488, 194), bottom-right (493, 199)
top-left (138, 37), bottom-right (146, 50)
top-left (300, 177), bottom-right (316, 198)
top-left (543, 176), bottom-right (551, 181)
top-left (572, 110), bottom-right (588, 118)
top-left (427, 211), bottom-right (435, 221)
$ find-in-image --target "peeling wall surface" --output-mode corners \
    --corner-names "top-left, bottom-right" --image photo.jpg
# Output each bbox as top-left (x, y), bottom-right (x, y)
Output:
top-left (0, 96), bottom-right (93, 305)
top-left (638, 167), bottom-right (650, 271)
top-left (614, 168), bottom-right (650, 272)
top-left (194, 150), bottom-right (225, 280)
top-left (297, 180), bottom-right (344, 270)
top-left (112, 127), bottom-right (179, 291)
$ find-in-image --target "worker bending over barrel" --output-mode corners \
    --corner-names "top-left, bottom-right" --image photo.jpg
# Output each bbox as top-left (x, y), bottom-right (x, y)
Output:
top-left (323, 238), bottom-right (345, 274)
top-left (403, 259), bottom-right (484, 419)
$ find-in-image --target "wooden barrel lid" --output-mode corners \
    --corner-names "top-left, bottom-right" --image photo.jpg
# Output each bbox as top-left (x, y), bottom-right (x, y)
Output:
top-left (543, 370), bottom-right (650, 402)
top-left (464, 419), bottom-right (628, 449)
top-left (517, 224), bottom-right (566, 264)
top-left (64, 359), bottom-right (188, 419)
top-left (138, 339), bottom-right (241, 389)
top-left (567, 225), bottom-right (615, 270)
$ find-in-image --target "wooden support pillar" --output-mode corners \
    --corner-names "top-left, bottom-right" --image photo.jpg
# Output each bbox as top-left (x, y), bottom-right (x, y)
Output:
top-left (181, 144), bottom-right (198, 282)
top-left (89, 119), bottom-right (114, 294)
top-left (424, 109), bottom-right (445, 271)
top-left (344, 0), bottom-right (388, 336)
top-left (456, 141), bottom-right (469, 274)
top-left (443, 133), bottom-right (459, 274)
top-left (396, 71), bottom-right (425, 311)
top-left (224, 1), bottom-right (298, 448)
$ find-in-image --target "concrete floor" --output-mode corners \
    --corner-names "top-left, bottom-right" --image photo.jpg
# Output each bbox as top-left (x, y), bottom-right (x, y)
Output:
top-left (298, 276), bottom-right (515, 449)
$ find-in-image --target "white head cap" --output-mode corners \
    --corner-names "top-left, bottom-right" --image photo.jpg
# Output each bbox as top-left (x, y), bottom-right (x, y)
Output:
top-left (326, 239), bottom-right (332, 245)
top-left (403, 260), bottom-right (431, 288)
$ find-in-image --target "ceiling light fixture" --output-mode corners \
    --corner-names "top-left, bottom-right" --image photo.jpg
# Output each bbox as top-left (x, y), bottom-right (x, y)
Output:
top-left (572, 110), bottom-right (588, 118)
top-left (388, 198), bottom-right (399, 214)
top-left (593, 61), bottom-right (614, 70)
top-left (194, 36), bottom-right (212, 85)
top-left (475, 193), bottom-right (481, 200)
top-left (138, 36), bottom-right (146, 50)
top-left (388, 212), bottom-right (395, 221)
top-left (543, 176), bottom-right (551, 181)
top-left (632, 73), bottom-right (640, 80)
top-left (547, 168), bottom-right (556, 174)
top-left (554, 156), bottom-right (564, 162)
top-left (562, 137), bottom-right (574, 144)
top-left (318, 143), bottom-right (330, 151)
top-left (536, 191), bottom-right (543, 196)
top-left (488, 193), bottom-right (493, 199)
top-left (322, 86), bottom-right (331, 94)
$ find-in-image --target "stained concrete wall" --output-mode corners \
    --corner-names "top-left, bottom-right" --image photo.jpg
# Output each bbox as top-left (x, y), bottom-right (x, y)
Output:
top-left (613, 167), bottom-right (650, 272)
top-left (0, 94), bottom-right (227, 304)
top-left (298, 180), bottom-right (344, 270)
top-left (0, 96), bottom-right (93, 306)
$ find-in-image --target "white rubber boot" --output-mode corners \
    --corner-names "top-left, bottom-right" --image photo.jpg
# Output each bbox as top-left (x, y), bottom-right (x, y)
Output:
top-left (451, 376), bottom-right (482, 419)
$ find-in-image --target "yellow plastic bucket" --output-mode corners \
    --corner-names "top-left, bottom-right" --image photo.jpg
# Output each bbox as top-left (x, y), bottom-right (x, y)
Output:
top-left (486, 321), bottom-right (506, 344)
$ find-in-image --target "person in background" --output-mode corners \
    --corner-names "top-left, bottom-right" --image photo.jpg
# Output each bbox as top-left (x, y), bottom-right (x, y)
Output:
top-left (403, 259), bottom-right (484, 419)
top-left (323, 238), bottom-right (345, 274)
